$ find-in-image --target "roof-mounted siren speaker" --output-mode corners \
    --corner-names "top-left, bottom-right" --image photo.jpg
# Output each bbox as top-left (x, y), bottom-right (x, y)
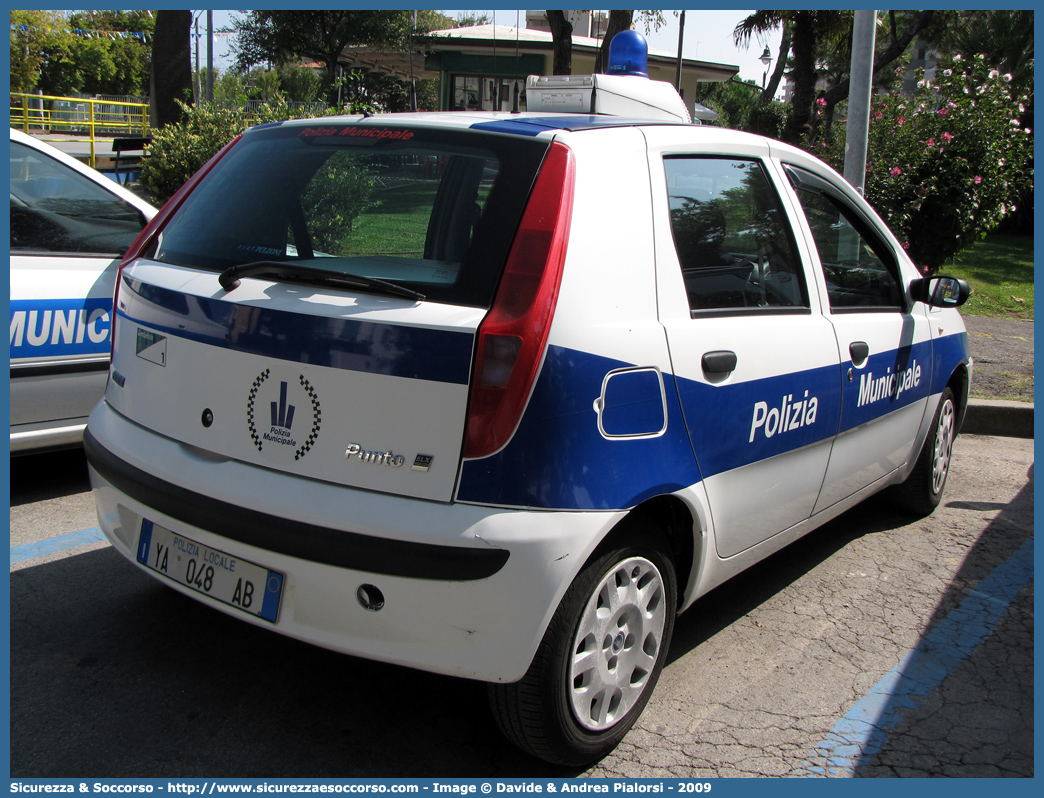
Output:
top-left (525, 30), bottom-right (693, 123)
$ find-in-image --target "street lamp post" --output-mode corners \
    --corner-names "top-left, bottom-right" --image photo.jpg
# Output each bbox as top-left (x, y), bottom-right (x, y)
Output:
top-left (760, 46), bottom-right (773, 91)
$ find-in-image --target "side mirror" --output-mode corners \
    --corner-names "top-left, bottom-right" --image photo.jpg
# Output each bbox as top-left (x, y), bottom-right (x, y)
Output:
top-left (911, 275), bottom-right (971, 308)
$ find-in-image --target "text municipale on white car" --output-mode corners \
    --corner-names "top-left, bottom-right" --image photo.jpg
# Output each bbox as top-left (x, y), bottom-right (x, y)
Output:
top-left (10, 127), bottom-right (157, 454)
top-left (85, 33), bottom-right (971, 765)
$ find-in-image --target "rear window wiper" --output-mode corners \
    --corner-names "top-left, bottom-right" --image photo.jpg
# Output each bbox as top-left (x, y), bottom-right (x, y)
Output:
top-left (218, 260), bottom-right (426, 301)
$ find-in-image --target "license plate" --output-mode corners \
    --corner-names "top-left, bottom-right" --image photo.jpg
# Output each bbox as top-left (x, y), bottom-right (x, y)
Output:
top-left (136, 519), bottom-right (283, 623)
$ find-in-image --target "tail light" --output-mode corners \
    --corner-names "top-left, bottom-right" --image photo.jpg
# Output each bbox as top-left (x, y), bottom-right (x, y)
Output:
top-left (110, 135), bottom-right (243, 362)
top-left (462, 141), bottom-right (575, 459)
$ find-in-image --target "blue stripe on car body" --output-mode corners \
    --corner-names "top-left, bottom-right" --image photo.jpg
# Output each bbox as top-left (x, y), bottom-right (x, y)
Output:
top-left (676, 362), bottom-right (843, 478)
top-left (930, 331), bottom-right (971, 394)
top-left (117, 276), bottom-right (474, 385)
top-left (837, 340), bottom-right (934, 434)
top-left (457, 345), bottom-right (703, 510)
top-left (458, 331), bottom-right (970, 512)
top-left (459, 345), bottom-right (845, 510)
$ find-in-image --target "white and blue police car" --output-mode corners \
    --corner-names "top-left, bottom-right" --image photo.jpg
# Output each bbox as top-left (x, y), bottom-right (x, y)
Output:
top-left (85, 34), bottom-right (971, 765)
top-left (10, 127), bottom-right (157, 453)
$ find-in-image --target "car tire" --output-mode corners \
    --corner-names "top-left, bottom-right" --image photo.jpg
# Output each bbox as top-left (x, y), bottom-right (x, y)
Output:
top-left (488, 528), bottom-right (677, 766)
top-left (891, 386), bottom-right (957, 516)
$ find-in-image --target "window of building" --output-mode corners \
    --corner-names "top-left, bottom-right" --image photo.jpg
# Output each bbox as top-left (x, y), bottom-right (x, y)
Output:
top-left (451, 76), bottom-right (523, 112)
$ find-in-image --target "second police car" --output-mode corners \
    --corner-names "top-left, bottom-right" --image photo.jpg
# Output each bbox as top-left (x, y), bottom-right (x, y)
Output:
top-left (85, 33), bottom-right (971, 765)
top-left (10, 128), bottom-right (157, 453)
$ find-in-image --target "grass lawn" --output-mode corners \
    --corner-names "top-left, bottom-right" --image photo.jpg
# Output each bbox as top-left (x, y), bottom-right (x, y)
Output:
top-left (942, 233), bottom-right (1034, 319)
top-left (346, 182), bottom-right (437, 257)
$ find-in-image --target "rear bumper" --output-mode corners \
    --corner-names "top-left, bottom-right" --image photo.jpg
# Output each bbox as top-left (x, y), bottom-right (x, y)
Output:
top-left (86, 401), bottom-right (623, 682)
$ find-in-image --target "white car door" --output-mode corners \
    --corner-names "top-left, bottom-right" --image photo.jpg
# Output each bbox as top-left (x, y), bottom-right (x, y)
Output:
top-left (645, 128), bottom-right (842, 560)
top-left (781, 163), bottom-right (932, 511)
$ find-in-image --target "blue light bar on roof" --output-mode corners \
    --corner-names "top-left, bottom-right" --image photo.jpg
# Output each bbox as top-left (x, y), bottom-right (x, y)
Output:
top-left (606, 30), bottom-right (648, 78)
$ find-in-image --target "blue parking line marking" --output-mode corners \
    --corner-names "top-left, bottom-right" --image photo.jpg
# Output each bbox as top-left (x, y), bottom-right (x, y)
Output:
top-left (10, 526), bottom-right (106, 565)
top-left (792, 536), bottom-right (1034, 777)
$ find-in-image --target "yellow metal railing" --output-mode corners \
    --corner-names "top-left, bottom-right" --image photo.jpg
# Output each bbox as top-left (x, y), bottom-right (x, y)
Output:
top-left (10, 93), bottom-right (150, 168)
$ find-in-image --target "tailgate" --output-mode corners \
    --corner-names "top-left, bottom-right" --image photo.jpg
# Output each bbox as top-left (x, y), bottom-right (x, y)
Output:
top-left (109, 261), bottom-right (483, 501)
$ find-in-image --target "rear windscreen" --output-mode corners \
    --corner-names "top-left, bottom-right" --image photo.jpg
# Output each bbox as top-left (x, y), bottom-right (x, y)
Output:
top-left (152, 122), bottom-right (551, 308)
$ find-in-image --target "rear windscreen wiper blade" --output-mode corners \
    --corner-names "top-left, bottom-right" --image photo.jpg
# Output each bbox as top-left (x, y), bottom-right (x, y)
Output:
top-left (218, 260), bottom-right (426, 301)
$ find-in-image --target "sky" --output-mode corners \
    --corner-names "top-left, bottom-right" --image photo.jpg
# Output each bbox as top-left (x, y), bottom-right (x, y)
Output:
top-left (201, 9), bottom-right (783, 91)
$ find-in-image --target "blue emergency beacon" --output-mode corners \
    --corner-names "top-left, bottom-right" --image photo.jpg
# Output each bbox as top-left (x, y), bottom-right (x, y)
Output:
top-left (606, 29), bottom-right (649, 78)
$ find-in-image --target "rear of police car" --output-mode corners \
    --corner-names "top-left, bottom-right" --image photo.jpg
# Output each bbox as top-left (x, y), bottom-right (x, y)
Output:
top-left (85, 114), bottom-right (603, 677)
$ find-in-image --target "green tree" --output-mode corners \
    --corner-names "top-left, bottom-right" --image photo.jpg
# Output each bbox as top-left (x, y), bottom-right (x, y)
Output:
top-left (10, 10), bottom-right (85, 95)
top-left (248, 68), bottom-right (284, 103)
top-left (213, 70), bottom-right (249, 108)
top-left (35, 32), bottom-right (85, 96)
top-left (10, 10), bottom-right (66, 93)
top-left (940, 10), bottom-right (1034, 232)
top-left (278, 63), bottom-right (322, 103)
top-left (736, 11), bottom-right (948, 145)
top-left (352, 70), bottom-right (438, 113)
top-left (67, 10), bottom-right (154, 95)
top-left (10, 10), bottom-right (153, 97)
top-left (231, 11), bottom-right (409, 106)
top-left (817, 11), bottom-right (942, 139)
top-left (694, 78), bottom-right (790, 138)
top-left (453, 13), bottom-right (491, 28)
top-left (735, 11), bottom-right (849, 146)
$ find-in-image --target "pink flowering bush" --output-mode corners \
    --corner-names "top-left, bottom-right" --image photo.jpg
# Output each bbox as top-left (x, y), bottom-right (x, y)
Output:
top-left (816, 54), bottom-right (1032, 270)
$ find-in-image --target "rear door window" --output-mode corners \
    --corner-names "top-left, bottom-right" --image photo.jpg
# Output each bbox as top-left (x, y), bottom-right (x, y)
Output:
top-left (153, 124), bottom-right (550, 308)
top-left (664, 156), bottom-right (809, 314)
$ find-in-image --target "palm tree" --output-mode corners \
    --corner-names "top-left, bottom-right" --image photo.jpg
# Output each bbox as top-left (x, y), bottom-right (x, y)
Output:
top-left (738, 11), bottom-right (948, 145)
top-left (821, 11), bottom-right (938, 113)
top-left (944, 10), bottom-right (1034, 93)
top-left (734, 11), bottom-right (848, 145)
top-left (733, 11), bottom-right (790, 108)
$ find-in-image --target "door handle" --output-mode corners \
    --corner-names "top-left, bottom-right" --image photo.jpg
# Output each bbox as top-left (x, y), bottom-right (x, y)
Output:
top-left (702, 350), bottom-right (737, 376)
top-left (849, 341), bottom-right (870, 366)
